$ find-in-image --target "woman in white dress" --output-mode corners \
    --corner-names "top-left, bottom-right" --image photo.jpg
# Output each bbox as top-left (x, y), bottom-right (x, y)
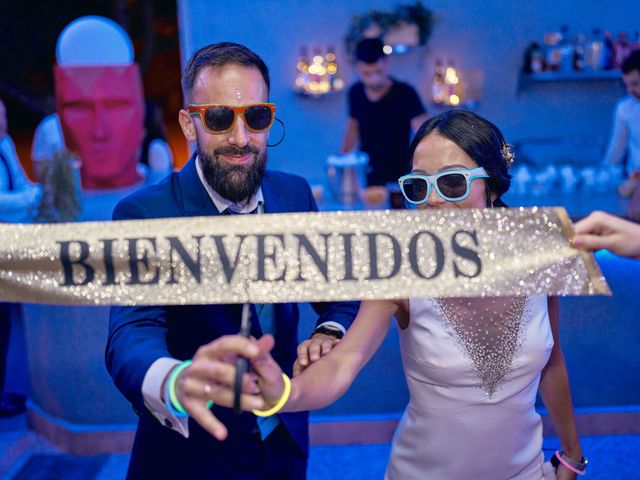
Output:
top-left (248, 111), bottom-right (585, 479)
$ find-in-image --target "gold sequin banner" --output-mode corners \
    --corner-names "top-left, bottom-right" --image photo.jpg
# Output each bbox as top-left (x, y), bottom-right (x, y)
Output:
top-left (0, 207), bottom-right (609, 305)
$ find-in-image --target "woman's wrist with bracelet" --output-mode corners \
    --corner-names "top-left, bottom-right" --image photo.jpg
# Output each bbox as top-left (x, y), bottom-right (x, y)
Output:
top-left (551, 449), bottom-right (588, 476)
top-left (253, 373), bottom-right (291, 417)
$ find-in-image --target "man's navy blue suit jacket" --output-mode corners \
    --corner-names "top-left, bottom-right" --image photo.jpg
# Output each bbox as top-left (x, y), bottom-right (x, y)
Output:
top-left (106, 157), bottom-right (358, 478)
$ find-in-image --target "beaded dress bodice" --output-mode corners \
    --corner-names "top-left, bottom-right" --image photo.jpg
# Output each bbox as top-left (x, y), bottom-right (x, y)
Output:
top-left (385, 295), bottom-right (553, 480)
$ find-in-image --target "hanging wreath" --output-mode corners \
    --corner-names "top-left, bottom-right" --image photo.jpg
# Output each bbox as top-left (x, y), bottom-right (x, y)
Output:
top-left (345, 2), bottom-right (435, 57)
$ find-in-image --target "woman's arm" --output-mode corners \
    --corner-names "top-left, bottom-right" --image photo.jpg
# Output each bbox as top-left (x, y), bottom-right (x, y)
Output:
top-left (252, 299), bottom-right (399, 412)
top-left (539, 296), bottom-right (583, 479)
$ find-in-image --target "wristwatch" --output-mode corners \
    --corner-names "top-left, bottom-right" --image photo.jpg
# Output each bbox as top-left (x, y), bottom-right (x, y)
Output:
top-left (550, 450), bottom-right (588, 475)
top-left (312, 325), bottom-right (344, 340)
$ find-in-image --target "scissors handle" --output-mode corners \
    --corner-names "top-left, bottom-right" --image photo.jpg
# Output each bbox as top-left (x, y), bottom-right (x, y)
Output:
top-left (233, 303), bottom-right (251, 414)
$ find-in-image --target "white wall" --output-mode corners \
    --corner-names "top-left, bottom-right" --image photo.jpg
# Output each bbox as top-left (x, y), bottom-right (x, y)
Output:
top-left (177, 0), bottom-right (636, 184)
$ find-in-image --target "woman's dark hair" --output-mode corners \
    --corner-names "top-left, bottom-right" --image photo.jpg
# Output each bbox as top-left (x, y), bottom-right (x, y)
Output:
top-left (408, 110), bottom-right (512, 207)
top-left (181, 42), bottom-right (270, 101)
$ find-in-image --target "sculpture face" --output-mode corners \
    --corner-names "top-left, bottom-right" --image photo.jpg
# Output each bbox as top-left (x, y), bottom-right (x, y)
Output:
top-left (55, 64), bottom-right (144, 188)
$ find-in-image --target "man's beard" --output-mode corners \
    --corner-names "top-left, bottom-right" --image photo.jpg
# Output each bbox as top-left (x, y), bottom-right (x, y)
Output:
top-left (197, 141), bottom-right (267, 203)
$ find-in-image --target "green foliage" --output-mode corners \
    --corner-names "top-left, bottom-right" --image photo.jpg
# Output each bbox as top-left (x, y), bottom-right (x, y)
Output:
top-left (345, 1), bottom-right (435, 57)
top-left (31, 151), bottom-right (81, 223)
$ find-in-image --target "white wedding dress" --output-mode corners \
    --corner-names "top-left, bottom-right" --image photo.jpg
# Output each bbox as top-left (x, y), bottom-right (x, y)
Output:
top-left (386, 296), bottom-right (554, 479)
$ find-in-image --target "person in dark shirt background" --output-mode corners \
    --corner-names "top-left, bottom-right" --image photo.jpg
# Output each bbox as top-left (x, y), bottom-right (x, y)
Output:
top-left (341, 38), bottom-right (428, 187)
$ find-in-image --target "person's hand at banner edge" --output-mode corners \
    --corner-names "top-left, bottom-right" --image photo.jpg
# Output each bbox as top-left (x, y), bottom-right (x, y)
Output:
top-left (573, 210), bottom-right (640, 260)
top-left (167, 335), bottom-right (268, 440)
top-left (293, 332), bottom-right (341, 377)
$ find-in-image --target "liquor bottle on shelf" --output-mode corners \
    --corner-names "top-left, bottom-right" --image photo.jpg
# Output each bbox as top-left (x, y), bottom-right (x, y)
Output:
top-left (431, 59), bottom-right (445, 104)
top-left (584, 29), bottom-right (604, 71)
top-left (523, 42), bottom-right (545, 73)
top-left (295, 46), bottom-right (309, 93)
top-left (544, 30), bottom-right (562, 71)
top-left (309, 46), bottom-right (329, 95)
top-left (444, 59), bottom-right (463, 106)
top-left (603, 31), bottom-right (615, 70)
top-left (613, 32), bottom-right (631, 69)
top-left (572, 34), bottom-right (586, 71)
top-left (557, 25), bottom-right (574, 72)
top-left (325, 45), bottom-right (340, 91)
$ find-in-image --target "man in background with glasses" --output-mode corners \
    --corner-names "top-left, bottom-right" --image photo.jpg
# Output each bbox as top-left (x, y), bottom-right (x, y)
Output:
top-left (106, 42), bottom-right (357, 480)
top-left (341, 37), bottom-right (428, 188)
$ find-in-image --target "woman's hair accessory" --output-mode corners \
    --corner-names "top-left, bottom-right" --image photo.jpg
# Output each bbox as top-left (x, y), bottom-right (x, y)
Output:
top-left (501, 143), bottom-right (515, 166)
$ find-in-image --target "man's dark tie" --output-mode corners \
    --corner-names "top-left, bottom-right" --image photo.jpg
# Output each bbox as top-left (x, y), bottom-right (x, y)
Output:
top-left (224, 204), bottom-right (280, 439)
top-left (0, 150), bottom-right (14, 191)
top-left (222, 206), bottom-right (259, 216)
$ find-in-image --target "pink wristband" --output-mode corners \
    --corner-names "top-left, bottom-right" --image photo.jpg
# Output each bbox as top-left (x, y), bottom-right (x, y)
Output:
top-left (555, 450), bottom-right (587, 476)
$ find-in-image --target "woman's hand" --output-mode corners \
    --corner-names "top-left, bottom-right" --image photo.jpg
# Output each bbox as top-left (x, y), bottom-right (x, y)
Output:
top-left (555, 464), bottom-right (577, 480)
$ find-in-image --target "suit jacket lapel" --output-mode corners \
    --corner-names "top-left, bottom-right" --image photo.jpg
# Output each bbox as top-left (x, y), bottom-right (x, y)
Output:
top-left (176, 154), bottom-right (221, 217)
top-left (260, 172), bottom-right (285, 214)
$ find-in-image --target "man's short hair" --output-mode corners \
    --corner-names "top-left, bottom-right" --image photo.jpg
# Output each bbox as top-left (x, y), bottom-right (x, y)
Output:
top-left (355, 38), bottom-right (385, 64)
top-left (621, 49), bottom-right (640, 75)
top-left (181, 42), bottom-right (270, 100)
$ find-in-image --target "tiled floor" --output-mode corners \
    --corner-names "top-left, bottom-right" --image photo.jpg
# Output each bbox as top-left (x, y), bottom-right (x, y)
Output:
top-left (2, 413), bottom-right (640, 479)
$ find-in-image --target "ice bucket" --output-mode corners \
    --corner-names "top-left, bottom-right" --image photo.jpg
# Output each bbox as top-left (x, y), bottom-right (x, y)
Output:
top-left (326, 151), bottom-right (369, 204)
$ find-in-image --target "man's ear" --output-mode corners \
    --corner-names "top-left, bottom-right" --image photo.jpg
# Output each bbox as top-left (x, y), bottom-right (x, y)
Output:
top-left (178, 109), bottom-right (197, 142)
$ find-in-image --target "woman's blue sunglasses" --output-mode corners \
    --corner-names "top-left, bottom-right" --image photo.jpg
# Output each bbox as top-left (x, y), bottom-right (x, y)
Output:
top-left (398, 167), bottom-right (489, 205)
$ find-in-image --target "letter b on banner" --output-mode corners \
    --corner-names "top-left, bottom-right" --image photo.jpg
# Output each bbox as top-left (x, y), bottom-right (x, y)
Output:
top-left (58, 240), bottom-right (95, 286)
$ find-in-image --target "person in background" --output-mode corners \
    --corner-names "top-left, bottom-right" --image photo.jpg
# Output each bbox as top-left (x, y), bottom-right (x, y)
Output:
top-left (0, 301), bottom-right (26, 417)
top-left (341, 37), bottom-right (427, 187)
top-left (0, 98), bottom-right (36, 415)
top-left (140, 101), bottom-right (173, 171)
top-left (603, 49), bottom-right (640, 220)
top-left (106, 42), bottom-right (357, 480)
top-left (573, 210), bottom-right (640, 259)
top-left (139, 100), bottom-right (174, 183)
top-left (0, 98), bottom-right (41, 212)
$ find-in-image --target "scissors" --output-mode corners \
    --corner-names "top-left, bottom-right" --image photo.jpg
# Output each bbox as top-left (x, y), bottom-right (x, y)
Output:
top-left (234, 303), bottom-right (251, 414)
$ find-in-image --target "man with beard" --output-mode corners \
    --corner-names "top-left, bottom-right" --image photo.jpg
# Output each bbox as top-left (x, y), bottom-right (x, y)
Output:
top-left (341, 37), bottom-right (427, 187)
top-left (107, 42), bottom-right (357, 479)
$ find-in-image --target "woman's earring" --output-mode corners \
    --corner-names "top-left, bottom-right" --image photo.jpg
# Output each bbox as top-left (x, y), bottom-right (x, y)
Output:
top-left (486, 189), bottom-right (494, 208)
